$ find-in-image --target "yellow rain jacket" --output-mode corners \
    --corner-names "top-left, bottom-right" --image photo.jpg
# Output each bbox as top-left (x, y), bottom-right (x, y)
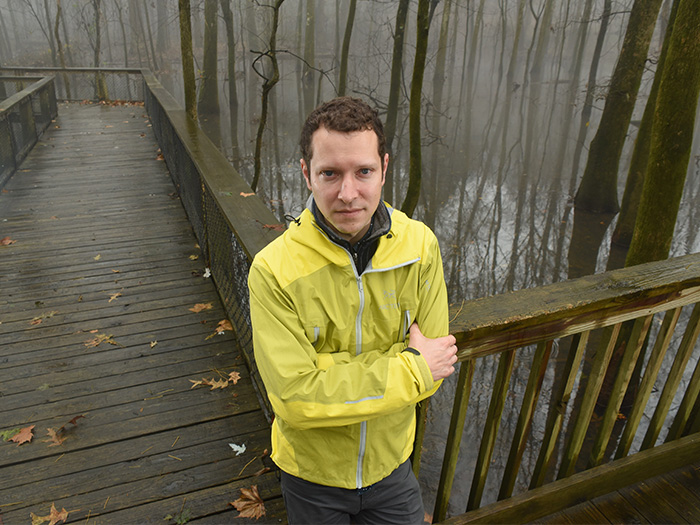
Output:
top-left (248, 203), bottom-right (449, 489)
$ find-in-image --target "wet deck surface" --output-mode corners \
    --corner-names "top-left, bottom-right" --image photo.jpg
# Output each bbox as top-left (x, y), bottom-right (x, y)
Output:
top-left (536, 460), bottom-right (700, 524)
top-left (0, 103), bottom-right (284, 524)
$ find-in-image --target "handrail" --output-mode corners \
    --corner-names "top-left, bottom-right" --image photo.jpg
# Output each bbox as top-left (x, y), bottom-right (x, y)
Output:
top-left (435, 252), bottom-right (700, 522)
top-left (0, 75), bottom-right (57, 190)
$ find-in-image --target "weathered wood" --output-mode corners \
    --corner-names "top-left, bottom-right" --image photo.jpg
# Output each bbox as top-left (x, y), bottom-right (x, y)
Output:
top-left (440, 432), bottom-right (700, 524)
top-left (498, 340), bottom-right (552, 500)
top-left (615, 307), bottom-right (682, 459)
top-left (467, 350), bottom-right (516, 510)
top-left (558, 324), bottom-right (621, 479)
top-left (450, 252), bottom-right (700, 360)
top-left (434, 360), bottom-right (475, 522)
top-left (0, 102), bottom-right (278, 523)
top-left (666, 312), bottom-right (700, 441)
top-left (641, 302), bottom-right (700, 449)
top-left (588, 315), bottom-right (653, 467)
top-left (530, 332), bottom-right (588, 489)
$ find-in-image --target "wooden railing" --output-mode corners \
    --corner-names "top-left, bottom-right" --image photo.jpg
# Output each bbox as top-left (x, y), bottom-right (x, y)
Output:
top-left (11, 68), bottom-right (699, 523)
top-left (436, 252), bottom-right (700, 522)
top-left (0, 75), bottom-right (57, 189)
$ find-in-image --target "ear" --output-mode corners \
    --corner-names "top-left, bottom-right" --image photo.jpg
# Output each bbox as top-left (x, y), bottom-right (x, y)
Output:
top-left (301, 158), bottom-right (312, 191)
top-left (381, 153), bottom-right (389, 185)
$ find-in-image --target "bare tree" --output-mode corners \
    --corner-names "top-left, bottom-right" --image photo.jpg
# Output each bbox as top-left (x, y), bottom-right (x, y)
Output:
top-left (198, 0), bottom-right (220, 115)
top-left (178, 0), bottom-right (197, 121)
top-left (337, 0), bottom-right (356, 96)
top-left (251, 0), bottom-right (286, 192)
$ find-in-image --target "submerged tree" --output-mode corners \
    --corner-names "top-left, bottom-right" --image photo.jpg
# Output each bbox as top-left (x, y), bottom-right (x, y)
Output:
top-left (626, 0), bottom-right (700, 266)
top-left (198, 0), bottom-right (220, 116)
top-left (251, 0), bottom-right (286, 192)
top-left (178, 0), bottom-right (197, 121)
top-left (383, 0), bottom-right (410, 206)
top-left (401, 0), bottom-right (433, 218)
top-left (337, 0), bottom-right (357, 96)
top-left (567, 0), bottom-right (664, 279)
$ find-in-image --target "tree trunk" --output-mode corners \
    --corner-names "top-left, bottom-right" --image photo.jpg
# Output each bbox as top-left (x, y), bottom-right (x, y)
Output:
top-left (626, 0), bottom-right (700, 266)
top-left (178, 0), bottom-right (197, 121)
top-left (607, 0), bottom-right (679, 270)
top-left (60, 1), bottom-right (73, 65)
top-left (302, 0), bottom-right (315, 115)
top-left (401, 0), bottom-right (432, 218)
top-left (54, 0), bottom-right (71, 100)
top-left (198, 0), bottom-right (220, 116)
top-left (93, 0), bottom-right (107, 101)
top-left (142, 1), bottom-right (159, 70)
top-left (43, 0), bottom-right (57, 65)
top-left (567, 0), bottom-right (662, 279)
top-left (383, 0), bottom-right (410, 206)
top-left (574, 0), bottom-right (663, 215)
top-left (251, 0), bottom-right (286, 192)
top-left (220, 0), bottom-right (239, 163)
top-left (157, 1), bottom-right (171, 50)
top-left (337, 0), bottom-right (357, 96)
top-left (425, 0), bottom-right (452, 229)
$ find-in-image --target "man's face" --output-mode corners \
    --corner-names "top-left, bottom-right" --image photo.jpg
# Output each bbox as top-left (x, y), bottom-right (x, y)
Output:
top-left (301, 127), bottom-right (388, 245)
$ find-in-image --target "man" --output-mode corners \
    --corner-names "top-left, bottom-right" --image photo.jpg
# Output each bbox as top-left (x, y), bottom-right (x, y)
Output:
top-left (248, 96), bottom-right (457, 524)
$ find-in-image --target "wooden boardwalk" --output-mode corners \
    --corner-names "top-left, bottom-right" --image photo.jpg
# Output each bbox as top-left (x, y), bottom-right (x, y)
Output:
top-left (0, 103), bottom-right (284, 524)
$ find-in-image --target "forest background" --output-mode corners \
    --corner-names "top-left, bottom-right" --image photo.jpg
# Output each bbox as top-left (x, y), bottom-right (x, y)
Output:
top-left (1, 0), bottom-right (700, 515)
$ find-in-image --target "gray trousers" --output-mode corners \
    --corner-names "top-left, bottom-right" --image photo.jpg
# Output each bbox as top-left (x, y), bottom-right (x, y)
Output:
top-left (280, 459), bottom-right (426, 524)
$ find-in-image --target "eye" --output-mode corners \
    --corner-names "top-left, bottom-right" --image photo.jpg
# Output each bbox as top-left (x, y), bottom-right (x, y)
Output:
top-left (320, 170), bottom-right (335, 178)
top-left (358, 168), bottom-right (372, 176)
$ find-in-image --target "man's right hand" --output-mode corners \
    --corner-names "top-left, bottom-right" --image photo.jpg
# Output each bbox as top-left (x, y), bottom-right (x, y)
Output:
top-left (408, 323), bottom-right (458, 381)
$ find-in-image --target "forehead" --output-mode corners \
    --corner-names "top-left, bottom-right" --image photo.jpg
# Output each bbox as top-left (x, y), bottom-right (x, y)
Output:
top-left (309, 127), bottom-right (380, 162)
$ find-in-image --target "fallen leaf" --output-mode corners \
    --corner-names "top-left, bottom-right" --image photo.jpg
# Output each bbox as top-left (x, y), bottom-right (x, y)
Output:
top-left (189, 302), bottom-right (213, 313)
top-left (189, 379), bottom-right (204, 389)
top-left (262, 223), bottom-right (285, 232)
top-left (205, 378), bottom-right (229, 390)
top-left (156, 153), bottom-right (165, 160)
top-left (30, 502), bottom-right (70, 525)
top-left (45, 428), bottom-right (66, 447)
top-left (203, 268), bottom-right (211, 278)
top-left (111, 269), bottom-right (120, 273)
top-left (240, 192), bottom-right (255, 197)
top-left (9, 425), bottom-right (34, 445)
top-left (205, 319), bottom-right (233, 340)
top-left (164, 508), bottom-right (192, 524)
top-left (228, 371), bottom-right (241, 384)
top-left (68, 415), bottom-right (86, 426)
top-left (108, 291), bottom-right (122, 303)
top-left (189, 254), bottom-right (199, 261)
top-left (1, 428), bottom-right (21, 441)
top-left (150, 340), bottom-right (158, 348)
top-left (229, 443), bottom-right (246, 456)
top-left (84, 333), bottom-right (123, 348)
top-left (1, 236), bottom-right (17, 245)
top-left (29, 311), bottom-right (59, 326)
top-left (94, 254), bottom-right (101, 261)
top-left (230, 485), bottom-right (266, 519)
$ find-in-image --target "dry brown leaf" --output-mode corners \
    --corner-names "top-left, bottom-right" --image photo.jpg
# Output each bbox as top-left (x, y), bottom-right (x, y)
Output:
top-left (30, 311), bottom-right (58, 326)
top-left (150, 340), bottom-right (158, 348)
top-left (45, 428), bottom-right (66, 447)
top-left (189, 254), bottom-right (199, 260)
top-left (230, 485), bottom-right (266, 520)
top-left (30, 502), bottom-right (70, 525)
top-left (228, 371), bottom-right (241, 384)
top-left (94, 254), bottom-right (101, 261)
top-left (205, 319), bottom-right (233, 340)
top-left (10, 425), bottom-right (34, 445)
top-left (84, 333), bottom-right (122, 348)
top-left (240, 192), bottom-right (255, 197)
top-left (1, 236), bottom-right (17, 246)
top-left (262, 223), bottom-right (285, 232)
top-left (189, 302), bottom-right (213, 313)
top-left (108, 291), bottom-right (122, 303)
top-left (189, 379), bottom-right (204, 389)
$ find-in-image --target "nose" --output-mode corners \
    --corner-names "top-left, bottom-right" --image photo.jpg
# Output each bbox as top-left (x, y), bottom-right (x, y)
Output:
top-left (338, 174), bottom-right (359, 203)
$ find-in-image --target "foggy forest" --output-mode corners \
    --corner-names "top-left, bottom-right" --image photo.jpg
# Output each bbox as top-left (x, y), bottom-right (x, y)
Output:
top-left (2, 0), bottom-right (700, 515)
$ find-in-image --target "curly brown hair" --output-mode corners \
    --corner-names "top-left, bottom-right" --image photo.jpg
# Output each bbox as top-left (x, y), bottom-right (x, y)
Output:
top-left (300, 96), bottom-right (386, 168)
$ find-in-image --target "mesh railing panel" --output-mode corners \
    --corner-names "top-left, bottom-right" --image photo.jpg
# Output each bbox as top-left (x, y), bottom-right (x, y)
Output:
top-left (143, 73), bottom-right (280, 419)
top-left (0, 116), bottom-right (16, 187)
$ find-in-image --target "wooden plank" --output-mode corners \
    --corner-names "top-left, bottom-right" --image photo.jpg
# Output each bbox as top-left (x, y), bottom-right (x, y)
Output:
top-left (439, 432), bottom-right (700, 524)
top-left (0, 102), bottom-right (279, 524)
